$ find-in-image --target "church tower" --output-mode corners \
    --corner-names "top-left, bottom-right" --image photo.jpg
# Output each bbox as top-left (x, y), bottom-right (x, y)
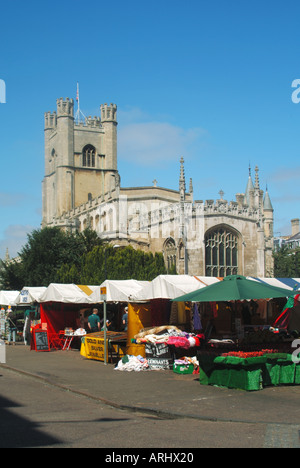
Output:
top-left (42, 98), bottom-right (119, 226)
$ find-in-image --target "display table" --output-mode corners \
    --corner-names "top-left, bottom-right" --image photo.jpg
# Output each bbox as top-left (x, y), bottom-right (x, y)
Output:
top-left (198, 353), bottom-right (300, 391)
top-left (80, 331), bottom-right (127, 363)
top-left (63, 332), bottom-right (86, 350)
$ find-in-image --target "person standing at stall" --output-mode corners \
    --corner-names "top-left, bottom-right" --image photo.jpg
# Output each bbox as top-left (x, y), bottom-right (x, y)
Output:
top-left (0, 308), bottom-right (6, 339)
top-left (122, 306), bottom-right (128, 331)
top-left (23, 306), bottom-right (35, 346)
top-left (6, 306), bottom-right (17, 345)
top-left (88, 309), bottom-right (101, 333)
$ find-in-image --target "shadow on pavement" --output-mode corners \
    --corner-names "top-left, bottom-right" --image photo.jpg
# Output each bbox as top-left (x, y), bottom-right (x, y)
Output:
top-left (0, 394), bottom-right (61, 448)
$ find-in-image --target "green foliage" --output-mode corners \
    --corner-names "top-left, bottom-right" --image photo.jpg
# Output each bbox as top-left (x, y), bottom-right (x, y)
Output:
top-left (273, 246), bottom-right (300, 277)
top-left (0, 227), bottom-right (167, 288)
top-left (78, 245), bottom-right (167, 284)
top-left (0, 227), bottom-right (103, 288)
top-left (0, 259), bottom-right (25, 290)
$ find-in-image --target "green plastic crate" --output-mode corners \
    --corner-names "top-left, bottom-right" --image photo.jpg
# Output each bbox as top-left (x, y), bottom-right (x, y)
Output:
top-left (173, 363), bottom-right (195, 374)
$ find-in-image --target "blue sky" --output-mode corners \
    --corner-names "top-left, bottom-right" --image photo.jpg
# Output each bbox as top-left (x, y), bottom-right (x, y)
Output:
top-left (0, 0), bottom-right (300, 259)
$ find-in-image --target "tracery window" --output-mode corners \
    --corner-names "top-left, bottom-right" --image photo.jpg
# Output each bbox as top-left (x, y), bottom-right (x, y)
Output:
top-left (164, 238), bottom-right (177, 272)
top-left (83, 145), bottom-right (96, 167)
top-left (205, 227), bottom-right (238, 277)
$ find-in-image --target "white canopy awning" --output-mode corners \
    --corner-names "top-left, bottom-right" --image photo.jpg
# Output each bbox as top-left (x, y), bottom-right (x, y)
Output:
top-left (15, 286), bottom-right (47, 305)
top-left (247, 277), bottom-right (296, 290)
top-left (89, 279), bottom-right (150, 303)
top-left (195, 276), bottom-right (221, 286)
top-left (0, 290), bottom-right (20, 306)
top-left (38, 284), bottom-right (98, 304)
top-left (131, 275), bottom-right (207, 301)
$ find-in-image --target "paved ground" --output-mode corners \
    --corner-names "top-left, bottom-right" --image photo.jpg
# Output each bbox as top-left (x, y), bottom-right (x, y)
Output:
top-left (0, 344), bottom-right (300, 448)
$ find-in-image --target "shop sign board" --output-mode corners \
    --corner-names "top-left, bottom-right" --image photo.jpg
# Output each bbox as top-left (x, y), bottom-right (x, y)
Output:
top-left (147, 357), bottom-right (173, 370)
top-left (33, 330), bottom-right (50, 352)
top-left (84, 336), bottom-right (108, 361)
top-left (100, 287), bottom-right (107, 301)
top-left (145, 342), bottom-right (173, 370)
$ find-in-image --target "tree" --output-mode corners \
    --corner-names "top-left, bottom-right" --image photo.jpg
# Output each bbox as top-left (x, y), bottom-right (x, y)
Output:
top-left (0, 227), bottom-right (167, 289)
top-left (273, 246), bottom-right (300, 277)
top-left (72, 245), bottom-right (167, 284)
top-left (60, 244), bottom-right (166, 285)
top-left (0, 259), bottom-right (24, 290)
top-left (0, 227), bottom-right (103, 288)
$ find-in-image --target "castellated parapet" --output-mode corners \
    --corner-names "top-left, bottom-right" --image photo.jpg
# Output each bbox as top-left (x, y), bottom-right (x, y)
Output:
top-left (44, 111), bottom-right (57, 130)
top-left (75, 116), bottom-right (101, 128)
top-left (56, 97), bottom-right (74, 117)
top-left (101, 103), bottom-right (117, 122)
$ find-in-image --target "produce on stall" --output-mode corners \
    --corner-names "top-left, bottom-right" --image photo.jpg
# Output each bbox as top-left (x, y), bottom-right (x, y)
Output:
top-left (173, 275), bottom-right (300, 390)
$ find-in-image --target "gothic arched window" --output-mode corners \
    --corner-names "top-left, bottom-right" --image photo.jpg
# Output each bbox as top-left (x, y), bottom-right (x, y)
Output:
top-left (82, 145), bottom-right (96, 168)
top-left (205, 227), bottom-right (238, 277)
top-left (163, 238), bottom-right (177, 273)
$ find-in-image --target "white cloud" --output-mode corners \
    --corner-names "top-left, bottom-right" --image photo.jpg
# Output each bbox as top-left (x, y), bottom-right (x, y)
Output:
top-left (271, 167), bottom-right (300, 183)
top-left (118, 107), bottom-right (207, 167)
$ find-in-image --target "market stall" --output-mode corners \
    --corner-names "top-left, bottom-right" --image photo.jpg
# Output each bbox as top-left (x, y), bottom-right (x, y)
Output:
top-left (123, 275), bottom-right (209, 369)
top-left (273, 293), bottom-right (300, 333)
top-left (33, 283), bottom-right (98, 351)
top-left (81, 280), bottom-right (148, 362)
top-left (198, 351), bottom-right (300, 391)
top-left (173, 275), bottom-right (300, 389)
top-left (0, 290), bottom-right (20, 342)
top-left (14, 287), bottom-right (46, 345)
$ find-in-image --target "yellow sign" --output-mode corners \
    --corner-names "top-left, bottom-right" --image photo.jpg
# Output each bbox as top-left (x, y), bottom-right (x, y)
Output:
top-left (80, 332), bottom-right (127, 362)
top-left (100, 287), bottom-right (107, 299)
top-left (82, 335), bottom-right (108, 361)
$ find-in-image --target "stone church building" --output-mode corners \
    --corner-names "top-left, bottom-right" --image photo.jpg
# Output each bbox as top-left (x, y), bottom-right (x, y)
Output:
top-left (42, 97), bottom-right (274, 277)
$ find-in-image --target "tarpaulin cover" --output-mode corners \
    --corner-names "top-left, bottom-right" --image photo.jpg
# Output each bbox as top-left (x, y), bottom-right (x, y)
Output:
top-left (132, 275), bottom-right (207, 301)
top-left (248, 277), bottom-right (298, 290)
top-left (0, 290), bottom-right (20, 306)
top-left (89, 279), bottom-right (149, 303)
top-left (126, 303), bottom-right (152, 357)
top-left (15, 287), bottom-right (47, 304)
top-left (40, 302), bottom-right (81, 335)
top-left (199, 353), bottom-right (300, 390)
top-left (38, 283), bottom-right (97, 304)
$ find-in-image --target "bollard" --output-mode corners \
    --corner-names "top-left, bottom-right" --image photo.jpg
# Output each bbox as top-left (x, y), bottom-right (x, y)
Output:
top-left (0, 339), bottom-right (6, 364)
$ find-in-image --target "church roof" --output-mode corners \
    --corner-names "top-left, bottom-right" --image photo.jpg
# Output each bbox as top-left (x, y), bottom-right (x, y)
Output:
top-left (286, 231), bottom-right (300, 242)
top-left (244, 170), bottom-right (254, 205)
top-left (263, 188), bottom-right (273, 211)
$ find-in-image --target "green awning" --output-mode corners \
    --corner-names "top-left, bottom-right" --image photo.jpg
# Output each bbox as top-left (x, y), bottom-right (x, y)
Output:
top-left (173, 275), bottom-right (298, 303)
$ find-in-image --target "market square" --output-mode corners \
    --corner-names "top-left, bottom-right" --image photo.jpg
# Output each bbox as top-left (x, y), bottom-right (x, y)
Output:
top-left (1, 341), bottom-right (300, 449)
top-left (1, 275), bottom-right (300, 449)
top-left (2, 0), bottom-right (300, 451)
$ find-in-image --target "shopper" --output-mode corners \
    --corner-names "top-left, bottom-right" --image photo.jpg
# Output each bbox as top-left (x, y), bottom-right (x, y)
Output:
top-left (6, 306), bottom-right (17, 345)
top-left (23, 306), bottom-right (35, 346)
top-left (88, 309), bottom-right (101, 333)
top-left (122, 306), bottom-right (128, 331)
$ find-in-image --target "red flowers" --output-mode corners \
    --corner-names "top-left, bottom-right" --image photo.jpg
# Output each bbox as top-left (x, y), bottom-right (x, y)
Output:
top-left (222, 349), bottom-right (279, 358)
